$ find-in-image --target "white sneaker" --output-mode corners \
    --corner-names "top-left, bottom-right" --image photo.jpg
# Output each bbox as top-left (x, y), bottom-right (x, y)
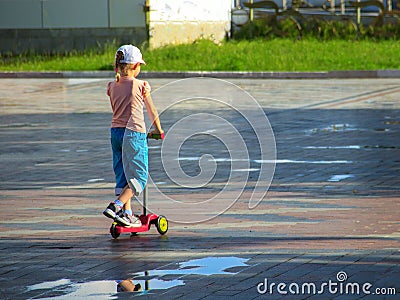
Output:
top-left (115, 211), bottom-right (142, 227)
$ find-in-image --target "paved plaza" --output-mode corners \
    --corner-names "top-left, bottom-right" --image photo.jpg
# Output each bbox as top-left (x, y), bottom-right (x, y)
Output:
top-left (0, 77), bottom-right (399, 299)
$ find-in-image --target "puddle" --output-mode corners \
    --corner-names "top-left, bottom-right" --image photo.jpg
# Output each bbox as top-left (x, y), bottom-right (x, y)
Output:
top-left (87, 178), bottom-right (104, 183)
top-left (304, 145), bottom-right (400, 150)
top-left (176, 157), bottom-right (250, 162)
top-left (67, 78), bottom-right (104, 86)
top-left (176, 156), bottom-right (202, 161)
top-left (255, 159), bottom-right (352, 164)
top-left (232, 168), bottom-right (260, 172)
top-left (177, 157), bottom-right (353, 164)
top-left (384, 120), bottom-right (400, 125)
top-left (0, 122), bottom-right (47, 128)
top-left (154, 181), bottom-right (167, 185)
top-left (307, 124), bottom-right (357, 134)
top-left (303, 145), bottom-right (361, 149)
top-left (26, 256), bottom-right (249, 299)
top-left (28, 279), bottom-right (72, 291)
top-left (364, 145), bottom-right (400, 149)
top-left (328, 174), bottom-right (355, 182)
top-left (204, 129), bottom-right (217, 133)
top-left (213, 158), bottom-right (250, 162)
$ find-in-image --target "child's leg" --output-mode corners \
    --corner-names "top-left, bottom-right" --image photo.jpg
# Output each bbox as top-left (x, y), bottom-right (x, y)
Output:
top-left (104, 128), bottom-right (129, 219)
top-left (111, 128), bottom-right (128, 196)
top-left (117, 185), bottom-right (133, 212)
top-left (104, 186), bottom-right (141, 227)
top-left (104, 185), bottom-right (131, 215)
top-left (113, 186), bottom-right (141, 227)
top-left (125, 131), bottom-right (149, 196)
top-left (104, 129), bottom-right (145, 227)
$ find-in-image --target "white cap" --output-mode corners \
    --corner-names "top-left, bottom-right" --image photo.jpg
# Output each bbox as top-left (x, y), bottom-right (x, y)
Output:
top-left (116, 44), bottom-right (146, 65)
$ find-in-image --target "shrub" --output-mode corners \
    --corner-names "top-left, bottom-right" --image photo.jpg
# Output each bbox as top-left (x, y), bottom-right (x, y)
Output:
top-left (234, 12), bottom-right (400, 41)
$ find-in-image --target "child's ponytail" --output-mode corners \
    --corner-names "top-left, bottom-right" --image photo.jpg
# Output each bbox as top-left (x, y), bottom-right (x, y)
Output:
top-left (115, 51), bottom-right (124, 82)
top-left (115, 71), bottom-right (121, 82)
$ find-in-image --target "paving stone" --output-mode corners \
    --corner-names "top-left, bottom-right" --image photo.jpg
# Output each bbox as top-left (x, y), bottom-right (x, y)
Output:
top-left (0, 78), bottom-right (399, 299)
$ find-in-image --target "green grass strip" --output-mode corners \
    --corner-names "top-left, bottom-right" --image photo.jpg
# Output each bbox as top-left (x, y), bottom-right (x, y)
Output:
top-left (1, 39), bottom-right (399, 72)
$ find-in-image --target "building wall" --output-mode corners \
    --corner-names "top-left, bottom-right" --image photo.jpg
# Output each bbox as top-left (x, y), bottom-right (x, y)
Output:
top-left (0, 0), bottom-right (233, 54)
top-left (0, 0), bottom-right (147, 54)
top-left (148, 0), bottom-right (232, 48)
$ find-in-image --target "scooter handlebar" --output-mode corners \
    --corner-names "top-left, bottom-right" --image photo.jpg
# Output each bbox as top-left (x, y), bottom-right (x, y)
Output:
top-left (147, 132), bottom-right (165, 140)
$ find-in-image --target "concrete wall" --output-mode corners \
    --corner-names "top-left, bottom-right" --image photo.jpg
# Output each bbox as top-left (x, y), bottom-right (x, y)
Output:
top-left (0, 0), bottom-right (147, 54)
top-left (148, 0), bottom-right (232, 48)
top-left (0, 0), bottom-right (234, 54)
top-left (1, 28), bottom-right (147, 55)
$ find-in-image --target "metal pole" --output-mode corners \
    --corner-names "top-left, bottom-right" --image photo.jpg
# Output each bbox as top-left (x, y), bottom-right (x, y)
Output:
top-left (249, 0), bottom-right (253, 38)
top-left (41, 0), bottom-right (44, 28)
top-left (143, 185), bottom-right (148, 215)
top-left (249, 0), bottom-right (254, 21)
top-left (107, 0), bottom-right (111, 28)
top-left (144, 0), bottom-right (151, 44)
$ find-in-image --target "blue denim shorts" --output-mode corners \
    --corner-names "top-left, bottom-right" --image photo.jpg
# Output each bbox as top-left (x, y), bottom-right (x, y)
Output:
top-left (111, 128), bottom-right (148, 196)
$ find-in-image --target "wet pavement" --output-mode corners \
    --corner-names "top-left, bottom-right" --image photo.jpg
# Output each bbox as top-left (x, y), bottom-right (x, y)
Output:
top-left (0, 77), bottom-right (399, 299)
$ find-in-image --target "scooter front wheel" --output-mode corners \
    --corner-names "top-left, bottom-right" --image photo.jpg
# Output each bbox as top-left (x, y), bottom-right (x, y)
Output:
top-left (156, 216), bottom-right (168, 235)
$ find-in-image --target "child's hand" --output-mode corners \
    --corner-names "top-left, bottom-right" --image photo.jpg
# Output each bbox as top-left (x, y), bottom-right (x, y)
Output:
top-left (148, 130), bottom-right (164, 140)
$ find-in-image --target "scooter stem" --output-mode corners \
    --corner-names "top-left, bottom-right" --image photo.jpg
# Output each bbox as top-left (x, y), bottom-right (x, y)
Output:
top-left (143, 185), bottom-right (148, 216)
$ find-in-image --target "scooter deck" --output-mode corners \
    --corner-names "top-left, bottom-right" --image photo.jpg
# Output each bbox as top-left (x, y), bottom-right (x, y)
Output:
top-left (114, 214), bottom-right (159, 234)
top-left (110, 213), bottom-right (168, 238)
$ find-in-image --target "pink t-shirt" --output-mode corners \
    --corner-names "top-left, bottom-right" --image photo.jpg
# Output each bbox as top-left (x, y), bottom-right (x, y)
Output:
top-left (107, 77), bottom-right (151, 132)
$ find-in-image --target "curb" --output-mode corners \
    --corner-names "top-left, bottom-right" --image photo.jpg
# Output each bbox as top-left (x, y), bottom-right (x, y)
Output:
top-left (0, 70), bottom-right (399, 79)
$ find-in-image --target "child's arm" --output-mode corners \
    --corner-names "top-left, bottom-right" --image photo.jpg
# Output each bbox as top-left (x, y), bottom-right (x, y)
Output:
top-left (144, 93), bottom-right (163, 134)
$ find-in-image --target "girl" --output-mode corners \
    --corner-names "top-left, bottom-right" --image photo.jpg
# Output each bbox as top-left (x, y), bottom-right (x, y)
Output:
top-left (103, 44), bottom-right (163, 227)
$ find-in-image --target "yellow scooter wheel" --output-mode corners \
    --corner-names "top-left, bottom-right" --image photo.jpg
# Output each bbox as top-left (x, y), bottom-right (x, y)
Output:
top-left (156, 216), bottom-right (168, 235)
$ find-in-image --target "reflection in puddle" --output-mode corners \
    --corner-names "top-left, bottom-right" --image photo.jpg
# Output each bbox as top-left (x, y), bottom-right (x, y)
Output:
top-left (133, 256), bottom-right (249, 277)
top-left (27, 279), bottom-right (119, 299)
top-left (117, 279), bottom-right (143, 292)
top-left (26, 256), bottom-right (249, 299)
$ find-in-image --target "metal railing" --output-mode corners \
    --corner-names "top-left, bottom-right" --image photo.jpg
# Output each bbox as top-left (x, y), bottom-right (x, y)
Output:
top-left (240, 0), bottom-right (399, 25)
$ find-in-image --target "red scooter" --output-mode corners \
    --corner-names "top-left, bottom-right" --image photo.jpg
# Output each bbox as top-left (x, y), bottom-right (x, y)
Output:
top-left (109, 132), bottom-right (168, 239)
